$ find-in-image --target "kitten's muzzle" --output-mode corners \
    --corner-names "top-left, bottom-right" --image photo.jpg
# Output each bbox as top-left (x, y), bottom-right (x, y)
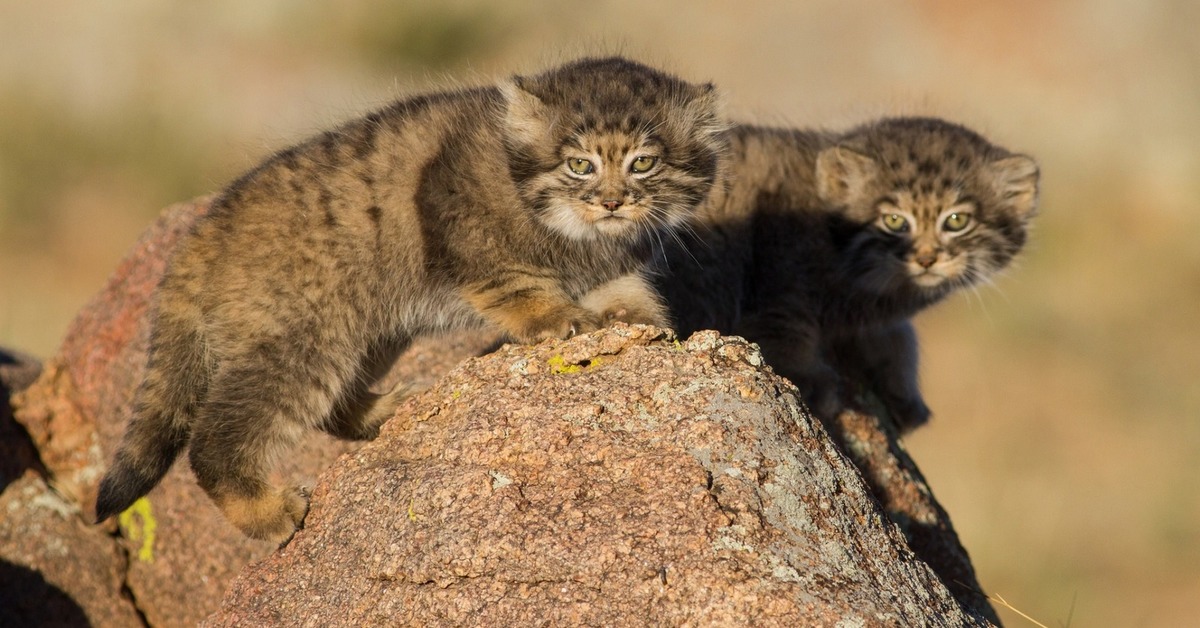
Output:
top-left (602, 199), bottom-right (624, 212)
top-left (914, 248), bottom-right (938, 268)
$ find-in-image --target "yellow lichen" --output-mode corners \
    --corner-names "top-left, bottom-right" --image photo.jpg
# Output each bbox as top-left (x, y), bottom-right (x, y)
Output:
top-left (117, 497), bottom-right (156, 563)
top-left (547, 354), bottom-right (580, 374)
top-left (547, 354), bottom-right (605, 374)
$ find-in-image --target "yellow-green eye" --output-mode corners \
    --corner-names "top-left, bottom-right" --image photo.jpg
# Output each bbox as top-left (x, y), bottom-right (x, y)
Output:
top-left (881, 213), bottom-right (909, 233)
top-left (630, 155), bottom-right (657, 173)
top-left (567, 158), bottom-right (594, 175)
top-left (943, 212), bottom-right (972, 232)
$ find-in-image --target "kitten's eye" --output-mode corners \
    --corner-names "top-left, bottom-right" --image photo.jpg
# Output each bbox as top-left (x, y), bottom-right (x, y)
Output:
top-left (943, 212), bottom-right (972, 232)
top-left (630, 155), bottom-right (658, 174)
top-left (881, 213), bottom-right (909, 233)
top-left (567, 158), bottom-right (594, 175)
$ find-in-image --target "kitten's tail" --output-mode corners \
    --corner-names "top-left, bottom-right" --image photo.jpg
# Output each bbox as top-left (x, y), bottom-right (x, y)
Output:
top-left (95, 309), bottom-right (207, 523)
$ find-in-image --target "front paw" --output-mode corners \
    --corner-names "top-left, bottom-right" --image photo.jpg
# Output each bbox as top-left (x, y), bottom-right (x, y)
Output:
top-left (780, 364), bottom-right (844, 425)
top-left (800, 380), bottom-right (846, 425)
top-left (520, 307), bottom-right (603, 343)
top-left (890, 397), bottom-right (932, 433)
top-left (600, 305), bottom-right (668, 327)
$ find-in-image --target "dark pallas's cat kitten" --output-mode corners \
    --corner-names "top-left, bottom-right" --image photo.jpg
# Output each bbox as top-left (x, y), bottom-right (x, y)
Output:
top-left (96, 57), bottom-right (727, 543)
top-left (654, 117), bottom-right (1038, 429)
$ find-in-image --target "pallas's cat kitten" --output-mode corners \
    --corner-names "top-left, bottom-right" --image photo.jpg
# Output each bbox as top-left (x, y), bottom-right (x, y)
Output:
top-left (96, 57), bottom-right (726, 543)
top-left (656, 117), bottom-right (1038, 430)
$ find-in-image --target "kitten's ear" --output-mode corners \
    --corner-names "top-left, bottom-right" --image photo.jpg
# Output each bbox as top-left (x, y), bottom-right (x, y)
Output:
top-left (815, 146), bottom-right (879, 207)
top-left (990, 154), bottom-right (1040, 218)
top-left (668, 83), bottom-right (728, 147)
top-left (500, 78), bottom-right (555, 148)
top-left (685, 83), bottom-right (728, 141)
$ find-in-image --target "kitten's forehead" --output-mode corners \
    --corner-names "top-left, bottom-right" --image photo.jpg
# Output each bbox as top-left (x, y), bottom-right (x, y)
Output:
top-left (890, 187), bottom-right (966, 211)
top-left (571, 129), bottom-right (653, 153)
top-left (521, 56), bottom-right (698, 126)
top-left (845, 118), bottom-right (1004, 200)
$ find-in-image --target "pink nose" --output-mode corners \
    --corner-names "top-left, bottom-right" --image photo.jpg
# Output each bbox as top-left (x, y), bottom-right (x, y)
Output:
top-left (915, 251), bottom-right (938, 268)
top-left (602, 199), bottom-right (623, 211)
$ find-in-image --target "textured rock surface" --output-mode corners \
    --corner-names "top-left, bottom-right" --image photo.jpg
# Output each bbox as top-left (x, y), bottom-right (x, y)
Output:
top-left (208, 325), bottom-right (991, 627)
top-left (0, 472), bottom-right (142, 627)
top-left (830, 399), bottom-right (998, 623)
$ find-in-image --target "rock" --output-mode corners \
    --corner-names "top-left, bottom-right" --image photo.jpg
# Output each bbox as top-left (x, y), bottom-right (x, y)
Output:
top-left (9, 198), bottom-right (271, 626)
top-left (7, 199), bottom-right (319, 625)
top-left (829, 399), bottom-right (999, 623)
top-left (0, 471), bottom-right (142, 627)
top-left (207, 325), bottom-right (993, 626)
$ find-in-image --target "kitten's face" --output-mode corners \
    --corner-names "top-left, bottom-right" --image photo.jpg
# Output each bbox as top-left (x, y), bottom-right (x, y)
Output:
top-left (816, 118), bottom-right (1039, 301)
top-left (868, 188), bottom-right (996, 291)
top-left (502, 57), bottom-right (726, 243)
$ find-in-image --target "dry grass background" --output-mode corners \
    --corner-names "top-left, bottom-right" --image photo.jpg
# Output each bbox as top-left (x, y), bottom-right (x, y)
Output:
top-left (2, 1), bottom-right (1197, 625)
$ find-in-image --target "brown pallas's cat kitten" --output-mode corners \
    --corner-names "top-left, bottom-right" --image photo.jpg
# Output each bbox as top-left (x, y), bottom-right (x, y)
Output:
top-left (653, 117), bottom-right (1038, 430)
top-left (96, 57), bottom-right (726, 543)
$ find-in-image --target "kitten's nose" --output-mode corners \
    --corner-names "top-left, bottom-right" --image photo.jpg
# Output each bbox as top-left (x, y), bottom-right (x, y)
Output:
top-left (915, 249), bottom-right (938, 268)
top-left (601, 199), bottom-right (623, 211)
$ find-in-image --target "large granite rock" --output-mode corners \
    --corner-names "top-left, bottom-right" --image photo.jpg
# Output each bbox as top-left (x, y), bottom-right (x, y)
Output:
top-left (0, 471), bottom-right (142, 627)
top-left (206, 325), bottom-right (993, 626)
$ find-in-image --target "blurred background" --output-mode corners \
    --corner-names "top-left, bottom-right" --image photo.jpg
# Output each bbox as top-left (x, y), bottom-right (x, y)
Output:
top-left (2, 0), bottom-right (1197, 624)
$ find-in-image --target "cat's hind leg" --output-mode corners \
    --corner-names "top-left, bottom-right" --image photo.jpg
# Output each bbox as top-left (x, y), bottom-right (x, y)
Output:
top-left (188, 343), bottom-right (357, 545)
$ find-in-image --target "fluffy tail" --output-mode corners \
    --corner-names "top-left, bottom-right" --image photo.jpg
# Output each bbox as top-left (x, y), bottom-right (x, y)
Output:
top-left (95, 312), bottom-right (208, 523)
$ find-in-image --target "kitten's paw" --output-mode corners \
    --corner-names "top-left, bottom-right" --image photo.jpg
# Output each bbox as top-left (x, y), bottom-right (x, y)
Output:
top-left (274, 485), bottom-right (311, 548)
top-left (521, 307), bottom-right (603, 342)
top-left (805, 385), bottom-right (847, 425)
top-left (784, 365), bottom-right (845, 425)
top-left (601, 305), bottom-right (668, 327)
top-left (891, 397), bottom-right (932, 433)
top-left (218, 486), bottom-right (310, 546)
top-left (579, 274), bottom-right (669, 328)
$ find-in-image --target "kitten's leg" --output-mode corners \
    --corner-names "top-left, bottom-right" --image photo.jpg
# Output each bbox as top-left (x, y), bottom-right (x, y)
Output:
top-left (322, 335), bottom-right (413, 440)
top-left (579, 273), bottom-right (671, 327)
top-left (462, 268), bottom-right (602, 343)
top-left (188, 343), bottom-right (356, 545)
top-left (835, 320), bottom-right (931, 432)
top-left (738, 309), bottom-right (843, 422)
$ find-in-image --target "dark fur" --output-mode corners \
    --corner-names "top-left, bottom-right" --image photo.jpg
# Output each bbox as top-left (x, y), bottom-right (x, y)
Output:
top-left (96, 57), bottom-right (726, 543)
top-left (656, 117), bottom-right (1039, 430)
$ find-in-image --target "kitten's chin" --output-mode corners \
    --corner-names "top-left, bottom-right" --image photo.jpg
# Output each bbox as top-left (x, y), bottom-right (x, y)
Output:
top-left (540, 201), bottom-right (648, 241)
top-left (909, 272), bottom-right (949, 288)
top-left (591, 216), bottom-right (640, 236)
